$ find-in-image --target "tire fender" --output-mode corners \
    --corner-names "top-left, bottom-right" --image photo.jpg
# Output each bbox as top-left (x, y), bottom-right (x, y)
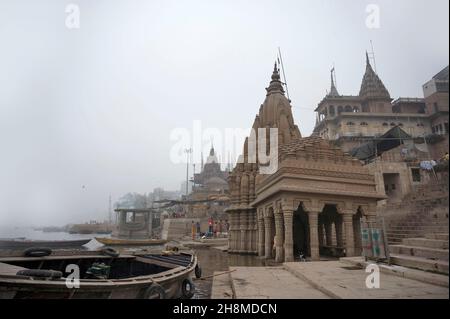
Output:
top-left (23, 247), bottom-right (52, 257)
top-left (143, 283), bottom-right (166, 299)
top-left (181, 278), bottom-right (195, 299)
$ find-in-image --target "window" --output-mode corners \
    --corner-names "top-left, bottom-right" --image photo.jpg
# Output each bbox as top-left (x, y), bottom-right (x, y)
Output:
top-left (418, 105), bottom-right (426, 114)
top-left (390, 122), bottom-right (396, 126)
top-left (411, 168), bottom-right (421, 182)
top-left (445, 122), bottom-right (449, 134)
top-left (329, 105), bottom-right (335, 116)
top-left (360, 122), bottom-right (368, 126)
top-left (382, 122), bottom-right (388, 126)
top-left (391, 184), bottom-right (396, 190)
top-left (346, 122), bottom-right (355, 126)
top-left (398, 123), bottom-right (404, 127)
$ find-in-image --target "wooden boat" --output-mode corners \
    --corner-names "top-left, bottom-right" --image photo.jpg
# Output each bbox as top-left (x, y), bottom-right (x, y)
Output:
top-left (0, 249), bottom-right (199, 299)
top-left (0, 239), bottom-right (92, 250)
top-left (95, 237), bottom-right (166, 246)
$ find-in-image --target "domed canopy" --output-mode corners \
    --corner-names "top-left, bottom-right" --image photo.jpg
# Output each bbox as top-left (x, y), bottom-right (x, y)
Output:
top-left (206, 146), bottom-right (218, 164)
top-left (204, 176), bottom-right (228, 186)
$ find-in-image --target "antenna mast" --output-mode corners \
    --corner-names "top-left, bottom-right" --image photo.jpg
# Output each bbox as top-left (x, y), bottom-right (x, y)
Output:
top-left (332, 62), bottom-right (337, 89)
top-left (277, 47), bottom-right (290, 101)
top-left (369, 40), bottom-right (378, 74)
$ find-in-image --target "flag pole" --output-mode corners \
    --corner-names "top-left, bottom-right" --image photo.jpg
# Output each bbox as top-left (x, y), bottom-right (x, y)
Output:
top-left (277, 47), bottom-right (290, 101)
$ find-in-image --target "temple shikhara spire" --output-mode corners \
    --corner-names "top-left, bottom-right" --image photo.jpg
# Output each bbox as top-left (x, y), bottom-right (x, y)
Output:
top-left (359, 51), bottom-right (390, 99)
top-left (328, 67), bottom-right (340, 97)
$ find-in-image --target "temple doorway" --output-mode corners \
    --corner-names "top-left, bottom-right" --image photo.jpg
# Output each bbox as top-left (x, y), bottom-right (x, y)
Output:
top-left (293, 204), bottom-right (309, 259)
top-left (319, 204), bottom-right (343, 258)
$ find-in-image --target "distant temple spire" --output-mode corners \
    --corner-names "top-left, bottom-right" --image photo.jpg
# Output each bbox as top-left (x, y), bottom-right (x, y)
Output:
top-left (328, 66), bottom-right (340, 97)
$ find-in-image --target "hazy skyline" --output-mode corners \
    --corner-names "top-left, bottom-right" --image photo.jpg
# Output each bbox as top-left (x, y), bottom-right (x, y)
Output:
top-left (0, 0), bottom-right (448, 226)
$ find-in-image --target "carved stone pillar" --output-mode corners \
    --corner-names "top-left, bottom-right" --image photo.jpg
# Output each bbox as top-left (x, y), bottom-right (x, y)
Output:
top-left (353, 214), bottom-right (362, 256)
top-left (343, 212), bottom-right (355, 257)
top-left (307, 210), bottom-right (320, 261)
top-left (274, 209), bottom-right (284, 263)
top-left (228, 212), bottom-right (234, 251)
top-left (264, 213), bottom-right (273, 259)
top-left (240, 210), bottom-right (247, 252)
top-left (257, 211), bottom-right (265, 256)
top-left (283, 209), bottom-right (294, 262)
top-left (230, 211), bottom-right (239, 252)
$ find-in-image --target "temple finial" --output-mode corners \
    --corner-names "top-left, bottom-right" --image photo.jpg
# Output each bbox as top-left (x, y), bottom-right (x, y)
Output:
top-left (266, 61), bottom-right (284, 95)
top-left (366, 51), bottom-right (370, 66)
top-left (331, 67), bottom-right (335, 87)
top-left (328, 66), bottom-right (339, 97)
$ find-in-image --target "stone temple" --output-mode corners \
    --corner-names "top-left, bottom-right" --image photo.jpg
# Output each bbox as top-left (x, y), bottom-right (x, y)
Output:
top-left (226, 63), bottom-right (386, 262)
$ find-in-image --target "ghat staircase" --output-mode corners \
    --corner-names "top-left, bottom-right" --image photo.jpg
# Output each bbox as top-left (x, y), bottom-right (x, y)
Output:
top-left (380, 178), bottom-right (449, 275)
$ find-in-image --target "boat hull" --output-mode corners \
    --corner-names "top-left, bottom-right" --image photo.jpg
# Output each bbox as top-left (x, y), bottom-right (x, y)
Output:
top-left (0, 252), bottom-right (196, 299)
top-left (95, 237), bottom-right (166, 246)
top-left (0, 239), bottom-right (91, 250)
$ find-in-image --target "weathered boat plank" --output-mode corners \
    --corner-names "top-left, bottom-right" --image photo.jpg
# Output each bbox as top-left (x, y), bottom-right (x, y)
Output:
top-left (0, 262), bottom-right (27, 276)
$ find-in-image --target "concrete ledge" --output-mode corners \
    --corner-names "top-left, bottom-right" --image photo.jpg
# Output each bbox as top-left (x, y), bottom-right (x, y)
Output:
top-left (211, 271), bottom-right (234, 299)
top-left (284, 260), bottom-right (448, 299)
top-left (340, 257), bottom-right (449, 288)
top-left (282, 263), bottom-right (340, 299)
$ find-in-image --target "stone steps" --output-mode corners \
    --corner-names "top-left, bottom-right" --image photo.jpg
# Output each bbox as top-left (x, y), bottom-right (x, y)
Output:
top-left (340, 257), bottom-right (449, 288)
top-left (389, 254), bottom-right (449, 275)
top-left (402, 238), bottom-right (449, 249)
top-left (389, 245), bottom-right (449, 261)
top-left (387, 229), bottom-right (449, 240)
top-left (426, 233), bottom-right (449, 241)
top-left (387, 225), bottom-right (449, 230)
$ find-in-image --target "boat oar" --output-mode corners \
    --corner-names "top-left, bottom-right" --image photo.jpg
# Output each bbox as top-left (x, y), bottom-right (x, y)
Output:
top-left (193, 269), bottom-right (236, 281)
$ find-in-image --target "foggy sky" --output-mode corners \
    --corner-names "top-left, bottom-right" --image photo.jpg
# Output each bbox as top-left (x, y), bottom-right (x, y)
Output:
top-left (0, 0), bottom-right (448, 226)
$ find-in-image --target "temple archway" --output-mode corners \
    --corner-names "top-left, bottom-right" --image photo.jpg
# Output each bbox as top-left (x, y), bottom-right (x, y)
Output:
top-left (319, 204), bottom-right (343, 258)
top-left (293, 204), bottom-right (309, 258)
